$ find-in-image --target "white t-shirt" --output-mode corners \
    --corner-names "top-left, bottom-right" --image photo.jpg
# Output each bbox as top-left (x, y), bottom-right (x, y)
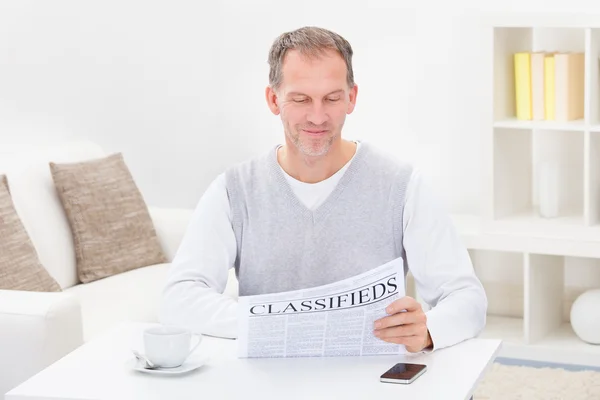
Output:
top-left (278, 142), bottom-right (356, 210)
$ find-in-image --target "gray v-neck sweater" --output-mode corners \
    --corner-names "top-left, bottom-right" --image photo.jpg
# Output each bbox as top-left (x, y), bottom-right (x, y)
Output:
top-left (224, 142), bottom-right (413, 296)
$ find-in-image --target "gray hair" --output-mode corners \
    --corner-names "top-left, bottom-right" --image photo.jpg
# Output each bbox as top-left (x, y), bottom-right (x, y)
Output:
top-left (267, 26), bottom-right (355, 91)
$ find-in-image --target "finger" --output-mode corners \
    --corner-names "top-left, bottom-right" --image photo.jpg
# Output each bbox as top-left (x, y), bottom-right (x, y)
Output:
top-left (385, 296), bottom-right (421, 314)
top-left (374, 324), bottom-right (422, 339)
top-left (374, 310), bottom-right (426, 330)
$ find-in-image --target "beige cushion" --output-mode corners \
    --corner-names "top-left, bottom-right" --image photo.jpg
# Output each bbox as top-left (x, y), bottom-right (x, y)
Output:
top-left (0, 175), bottom-right (61, 292)
top-left (0, 140), bottom-right (107, 289)
top-left (49, 153), bottom-right (167, 284)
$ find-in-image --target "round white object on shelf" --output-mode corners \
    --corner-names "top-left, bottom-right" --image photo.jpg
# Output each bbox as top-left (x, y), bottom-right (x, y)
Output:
top-left (570, 289), bottom-right (600, 345)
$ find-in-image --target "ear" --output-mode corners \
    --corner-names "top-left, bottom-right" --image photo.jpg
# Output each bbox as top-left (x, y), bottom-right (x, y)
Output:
top-left (347, 83), bottom-right (358, 114)
top-left (265, 86), bottom-right (280, 115)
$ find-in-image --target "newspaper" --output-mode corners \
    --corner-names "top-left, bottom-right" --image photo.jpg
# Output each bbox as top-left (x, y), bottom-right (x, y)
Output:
top-left (237, 257), bottom-right (407, 358)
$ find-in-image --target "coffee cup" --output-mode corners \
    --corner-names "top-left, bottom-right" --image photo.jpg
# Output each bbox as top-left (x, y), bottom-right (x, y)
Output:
top-left (143, 326), bottom-right (202, 368)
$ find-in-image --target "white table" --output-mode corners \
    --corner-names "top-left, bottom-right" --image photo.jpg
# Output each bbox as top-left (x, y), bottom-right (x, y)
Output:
top-left (6, 321), bottom-right (501, 400)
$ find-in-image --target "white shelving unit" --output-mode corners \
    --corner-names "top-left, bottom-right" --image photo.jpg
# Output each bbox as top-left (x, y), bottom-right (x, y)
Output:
top-left (448, 17), bottom-right (600, 368)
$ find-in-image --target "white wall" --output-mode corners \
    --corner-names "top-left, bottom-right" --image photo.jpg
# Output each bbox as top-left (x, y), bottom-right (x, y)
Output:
top-left (2, 0), bottom-right (600, 211)
top-left (3, 1), bottom-right (600, 304)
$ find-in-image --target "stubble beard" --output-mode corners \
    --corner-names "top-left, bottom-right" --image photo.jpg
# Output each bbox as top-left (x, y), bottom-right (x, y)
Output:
top-left (286, 124), bottom-right (340, 157)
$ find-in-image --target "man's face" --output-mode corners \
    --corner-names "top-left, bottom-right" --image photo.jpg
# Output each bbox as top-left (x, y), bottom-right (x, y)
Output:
top-left (267, 49), bottom-right (358, 157)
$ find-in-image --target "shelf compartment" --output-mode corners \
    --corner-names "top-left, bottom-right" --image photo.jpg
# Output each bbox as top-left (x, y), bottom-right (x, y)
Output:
top-left (469, 249), bottom-right (524, 319)
top-left (493, 27), bottom-right (532, 122)
top-left (585, 131), bottom-right (600, 225)
top-left (493, 127), bottom-right (532, 219)
top-left (588, 28), bottom-right (600, 125)
top-left (493, 27), bottom-right (586, 125)
top-left (524, 254), bottom-right (564, 344)
top-left (532, 129), bottom-right (584, 218)
top-left (493, 128), bottom-right (584, 223)
top-left (480, 315), bottom-right (524, 345)
top-left (533, 27), bottom-right (586, 125)
top-left (562, 256), bottom-right (600, 322)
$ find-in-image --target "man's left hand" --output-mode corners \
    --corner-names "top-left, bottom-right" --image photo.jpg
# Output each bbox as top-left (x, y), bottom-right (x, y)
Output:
top-left (373, 296), bottom-right (433, 353)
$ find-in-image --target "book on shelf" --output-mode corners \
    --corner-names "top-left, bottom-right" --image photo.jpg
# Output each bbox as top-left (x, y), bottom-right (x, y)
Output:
top-left (544, 54), bottom-right (555, 120)
top-left (554, 52), bottom-right (585, 122)
top-left (514, 52), bottom-right (532, 120)
top-left (513, 51), bottom-right (584, 122)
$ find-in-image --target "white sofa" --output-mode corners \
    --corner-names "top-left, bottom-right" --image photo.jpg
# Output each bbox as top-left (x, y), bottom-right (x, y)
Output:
top-left (0, 140), bottom-right (236, 397)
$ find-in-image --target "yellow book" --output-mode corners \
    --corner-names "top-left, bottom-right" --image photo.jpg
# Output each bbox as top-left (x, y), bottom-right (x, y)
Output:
top-left (544, 55), bottom-right (555, 120)
top-left (514, 52), bottom-right (532, 120)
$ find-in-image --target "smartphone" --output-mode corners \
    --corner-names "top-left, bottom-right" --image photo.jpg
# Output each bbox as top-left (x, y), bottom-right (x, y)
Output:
top-left (380, 363), bottom-right (427, 384)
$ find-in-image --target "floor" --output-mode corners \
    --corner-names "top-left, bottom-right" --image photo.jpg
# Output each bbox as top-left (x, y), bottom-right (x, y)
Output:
top-left (474, 358), bottom-right (600, 399)
top-left (494, 357), bottom-right (600, 372)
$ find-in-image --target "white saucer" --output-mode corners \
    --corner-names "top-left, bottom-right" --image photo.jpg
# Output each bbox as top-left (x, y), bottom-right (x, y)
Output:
top-left (128, 354), bottom-right (207, 375)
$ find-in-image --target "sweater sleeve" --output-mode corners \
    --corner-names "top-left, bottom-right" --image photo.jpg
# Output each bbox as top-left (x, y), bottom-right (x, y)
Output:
top-left (159, 173), bottom-right (239, 339)
top-left (402, 168), bottom-right (488, 351)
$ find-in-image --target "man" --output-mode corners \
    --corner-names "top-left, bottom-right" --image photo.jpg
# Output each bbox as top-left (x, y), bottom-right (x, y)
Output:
top-left (159, 26), bottom-right (487, 353)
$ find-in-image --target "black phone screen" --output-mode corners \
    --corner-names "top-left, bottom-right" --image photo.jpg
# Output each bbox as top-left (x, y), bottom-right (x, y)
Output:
top-left (381, 363), bottom-right (427, 380)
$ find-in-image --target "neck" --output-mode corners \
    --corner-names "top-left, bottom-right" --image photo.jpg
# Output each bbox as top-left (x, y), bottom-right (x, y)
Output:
top-left (277, 139), bottom-right (357, 183)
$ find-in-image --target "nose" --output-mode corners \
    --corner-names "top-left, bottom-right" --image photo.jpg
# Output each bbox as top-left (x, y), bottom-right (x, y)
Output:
top-left (306, 101), bottom-right (328, 126)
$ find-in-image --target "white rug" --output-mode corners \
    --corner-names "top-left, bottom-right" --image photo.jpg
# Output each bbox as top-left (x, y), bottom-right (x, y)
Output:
top-left (474, 363), bottom-right (600, 399)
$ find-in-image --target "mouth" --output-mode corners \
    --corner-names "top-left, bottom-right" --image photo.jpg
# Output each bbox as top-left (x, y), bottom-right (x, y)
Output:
top-left (302, 129), bottom-right (328, 136)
